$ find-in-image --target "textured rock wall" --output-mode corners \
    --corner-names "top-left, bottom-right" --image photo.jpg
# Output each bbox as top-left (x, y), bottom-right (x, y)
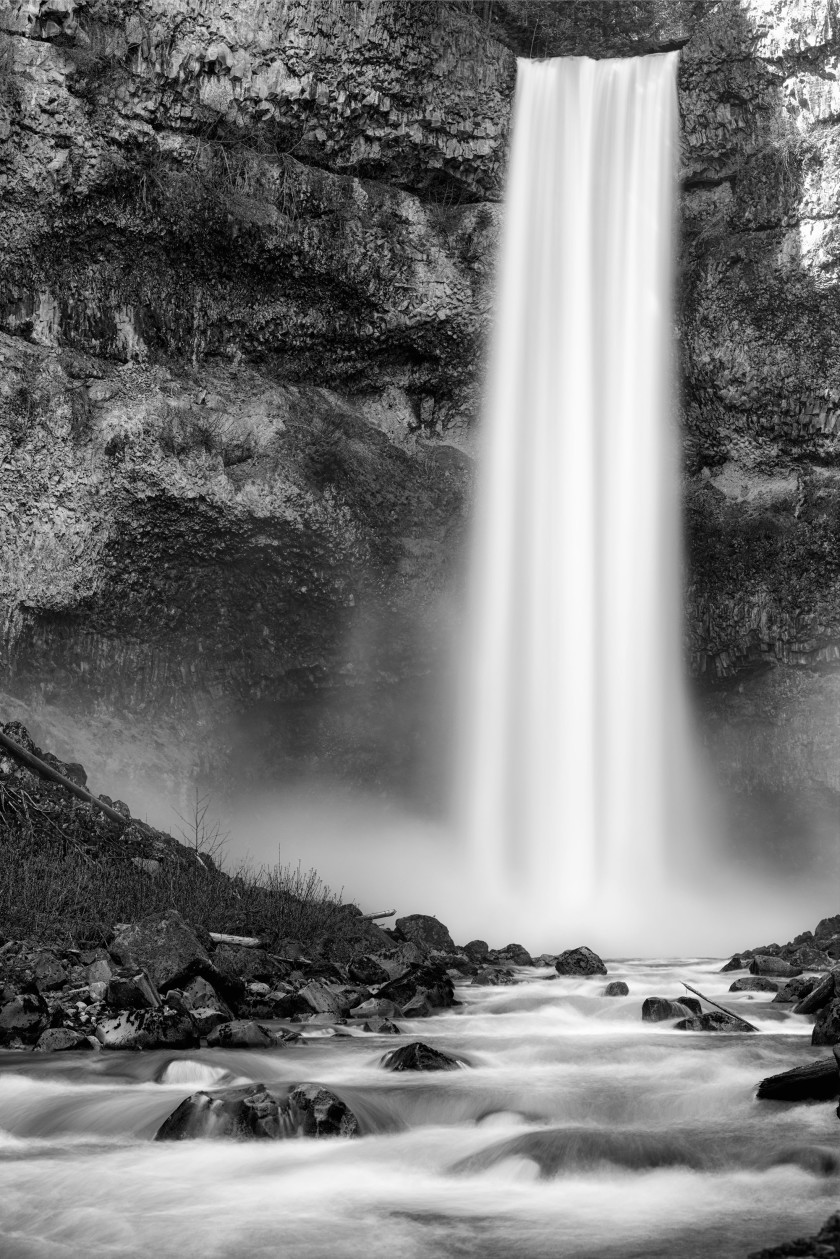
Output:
top-left (2, 0), bottom-right (840, 818)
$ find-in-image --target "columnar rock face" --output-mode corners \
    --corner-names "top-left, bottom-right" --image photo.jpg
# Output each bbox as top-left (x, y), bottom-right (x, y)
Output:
top-left (2, 0), bottom-right (840, 830)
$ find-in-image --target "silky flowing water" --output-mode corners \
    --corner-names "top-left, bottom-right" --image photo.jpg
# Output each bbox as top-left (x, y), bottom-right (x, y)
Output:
top-left (1, 961), bottom-right (835, 1259)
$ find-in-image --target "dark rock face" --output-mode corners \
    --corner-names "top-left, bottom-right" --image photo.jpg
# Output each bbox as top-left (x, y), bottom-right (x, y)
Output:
top-left (756, 1059), bottom-right (840, 1103)
top-left (205, 1020), bottom-right (273, 1049)
top-left (287, 1085), bottom-right (359, 1139)
top-left (749, 956), bottom-right (802, 979)
top-left (555, 947), bottom-right (607, 977)
top-left (110, 911), bottom-right (210, 990)
top-left (812, 999), bottom-right (840, 1047)
top-left (0, 994), bottom-right (49, 1046)
top-left (730, 977), bottom-right (778, 993)
top-left (394, 916), bottom-right (456, 953)
top-left (773, 977), bottom-right (817, 1005)
top-left (380, 1041), bottom-right (466, 1072)
top-left (105, 971), bottom-right (161, 1010)
top-left (675, 1012), bottom-right (757, 1034)
top-left (642, 998), bottom-right (695, 1023)
top-left (747, 1212), bottom-right (840, 1259)
top-left (347, 955), bottom-right (391, 987)
top-left (156, 1084), bottom-right (287, 1141)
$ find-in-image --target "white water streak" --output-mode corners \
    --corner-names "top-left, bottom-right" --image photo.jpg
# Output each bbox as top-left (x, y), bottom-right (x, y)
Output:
top-left (461, 54), bottom-right (698, 916)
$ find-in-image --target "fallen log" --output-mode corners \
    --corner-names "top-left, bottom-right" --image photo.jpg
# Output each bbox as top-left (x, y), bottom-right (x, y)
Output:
top-left (682, 980), bottom-right (760, 1033)
top-left (360, 910), bottom-right (396, 921)
top-left (209, 933), bottom-right (265, 949)
top-left (0, 727), bottom-right (125, 826)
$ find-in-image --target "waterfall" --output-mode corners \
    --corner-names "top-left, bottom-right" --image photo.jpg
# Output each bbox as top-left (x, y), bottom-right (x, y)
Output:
top-left (460, 53), bottom-right (701, 942)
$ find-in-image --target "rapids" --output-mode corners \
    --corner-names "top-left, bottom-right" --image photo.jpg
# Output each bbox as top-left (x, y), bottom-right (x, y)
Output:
top-left (1, 959), bottom-right (835, 1259)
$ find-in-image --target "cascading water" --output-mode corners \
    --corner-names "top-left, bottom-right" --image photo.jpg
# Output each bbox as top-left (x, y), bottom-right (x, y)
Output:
top-left (459, 52), bottom-right (708, 946)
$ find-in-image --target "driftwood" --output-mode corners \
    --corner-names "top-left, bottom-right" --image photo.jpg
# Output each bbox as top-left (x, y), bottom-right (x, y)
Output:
top-left (682, 981), bottom-right (760, 1033)
top-left (209, 932), bottom-right (265, 948)
top-left (360, 910), bottom-right (396, 921)
top-left (0, 727), bottom-right (126, 826)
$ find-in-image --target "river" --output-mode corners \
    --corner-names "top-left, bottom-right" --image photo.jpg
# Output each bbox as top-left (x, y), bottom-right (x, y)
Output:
top-left (0, 959), bottom-right (834, 1258)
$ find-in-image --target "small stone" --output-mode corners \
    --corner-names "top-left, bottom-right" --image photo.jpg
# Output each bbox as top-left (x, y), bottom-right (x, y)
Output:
top-left (604, 981), bottom-right (629, 996)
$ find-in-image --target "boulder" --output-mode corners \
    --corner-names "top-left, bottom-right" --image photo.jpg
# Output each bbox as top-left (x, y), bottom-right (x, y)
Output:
top-left (156, 1083), bottom-right (286, 1140)
top-left (463, 940), bottom-right (489, 962)
top-left (347, 955), bottom-right (391, 987)
top-left (181, 975), bottom-right (230, 1017)
top-left (380, 1041), bottom-right (467, 1072)
top-left (362, 1017), bottom-right (401, 1034)
top-left (812, 998), bottom-right (840, 1046)
top-left (31, 951), bottom-right (68, 992)
top-left (106, 971), bottom-right (161, 1010)
top-left (34, 1028), bottom-right (95, 1053)
top-left (496, 943), bottom-right (533, 966)
top-left (401, 992), bottom-right (433, 1018)
top-left (749, 955), bottom-right (802, 978)
top-left (794, 970), bottom-right (838, 1015)
top-left (287, 1084), bottom-right (359, 1138)
top-left (210, 945), bottom-right (278, 985)
top-left (299, 982), bottom-right (364, 1017)
top-left (109, 911), bottom-right (209, 989)
top-left (815, 916), bottom-right (840, 943)
top-left (720, 956), bottom-right (746, 973)
top-left (94, 1008), bottom-right (199, 1050)
top-left (0, 994), bottom-right (49, 1046)
top-left (554, 947), bottom-right (607, 976)
top-left (191, 1008), bottom-right (228, 1037)
top-left (394, 915), bottom-right (456, 953)
top-left (773, 977), bottom-right (817, 1005)
top-left (471, 967), bottom-right (516, 985)
top-left (729, 977), bottom-right (778, 993)
top-left (756, 1059), bottom-right (839, 1102)
top-left (377, 963), bottom-right (454, 1011)
top-left (604, 981), bottom-right (629, 997)
top-left (675, 1012), bottom-right (756, 1033)
top-left (206, 1020), bottom-right (274, 1049)
top-left (642, 997), bottom-right (695, 1022)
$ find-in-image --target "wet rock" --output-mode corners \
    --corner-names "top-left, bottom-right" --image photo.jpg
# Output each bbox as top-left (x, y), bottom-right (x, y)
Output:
top-left (642, 997), bottom-right (695, 1022)
top-left (380, 1041), bottom-right (467, 1072)
top-left (749, 955), bottom-right (802, 978)
top-left (0, 994), bottom-right (49, 1046)
top-left (349, 998), bottom-right (402, 1020)
top-left (495, 943), bottom-right (533, 966)
top-left (287, 1084), bottom-right (359, 1138)
top-left (729, 977), bottom-right (778, 993)
top-left (205, 1020), bottom-right (273, 1049)
top-left (110, 910), bottom-right (210, 989)
top-left (471, 967), bottom-right (516, 986)
top-left (773, 977), bottom-right (817, 1005)
top-left (347, 955), bottom-right (391, 987)
top-left (401, 992), bottom-right (433, 1018)
top-left (106, 970), bottom-right (161, 1010)
top-left (675, 1012), bottom-right (756, 1033)
top-left (812, 998), bottom-right (840, 1047)
top-left (746, 1211), bottom-right (840, 1258)
top-left (463, 940), bottom-right (490, 962)
top-left (604, 981), bottom-right (629, 996)
top-left (394, 915), bottom-right (456, 953)
top-left (94, 1008), bottom-right (199, 1050)
top-left (794, 969), bottom-right (838, 1015)
top-left (34, 1028), bottom-right (94, 1053)
top-left (377, 963), bottom-right (455, 1011)
top-left (362, 1017), bottom-right (401, 1034)
top-left (756, 1058), bottom-right (839, 1102)
top-left (156, 1083), bottom-right (286, 1140)
top-left (554, 947), bottom-right (607, 976)
top-left (181, 975), bottom-right (230, 1017)
top-left (720, 955), bottom-right (746, 972)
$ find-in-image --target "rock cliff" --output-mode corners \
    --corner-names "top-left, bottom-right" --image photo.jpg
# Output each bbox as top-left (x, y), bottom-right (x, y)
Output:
top-left (2, 0), bottom-right (840, 844)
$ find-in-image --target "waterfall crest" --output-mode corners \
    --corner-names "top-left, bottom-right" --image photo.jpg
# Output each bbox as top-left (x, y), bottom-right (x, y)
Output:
top-left (460, 53), bottom-right (700, 940)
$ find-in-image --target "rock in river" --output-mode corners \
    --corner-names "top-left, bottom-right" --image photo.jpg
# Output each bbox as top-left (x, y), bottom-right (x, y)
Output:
top-left (756, 1058), bottom-right (840, 1102)
top-left (729, 977), bottom-right (778, 993)
top-left (380, 1041), bottom-right (467, 1072)
top-left (554, 947), bottom-right (607, 976)
top-left (604, 981), bottom-right (629, 997)
top-left (675, 1012), bottom-right (756, 1033)
top-left (748, 955), bottom-right (802, 978)
top-left (642, 997), bottom-right (695, 1022)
